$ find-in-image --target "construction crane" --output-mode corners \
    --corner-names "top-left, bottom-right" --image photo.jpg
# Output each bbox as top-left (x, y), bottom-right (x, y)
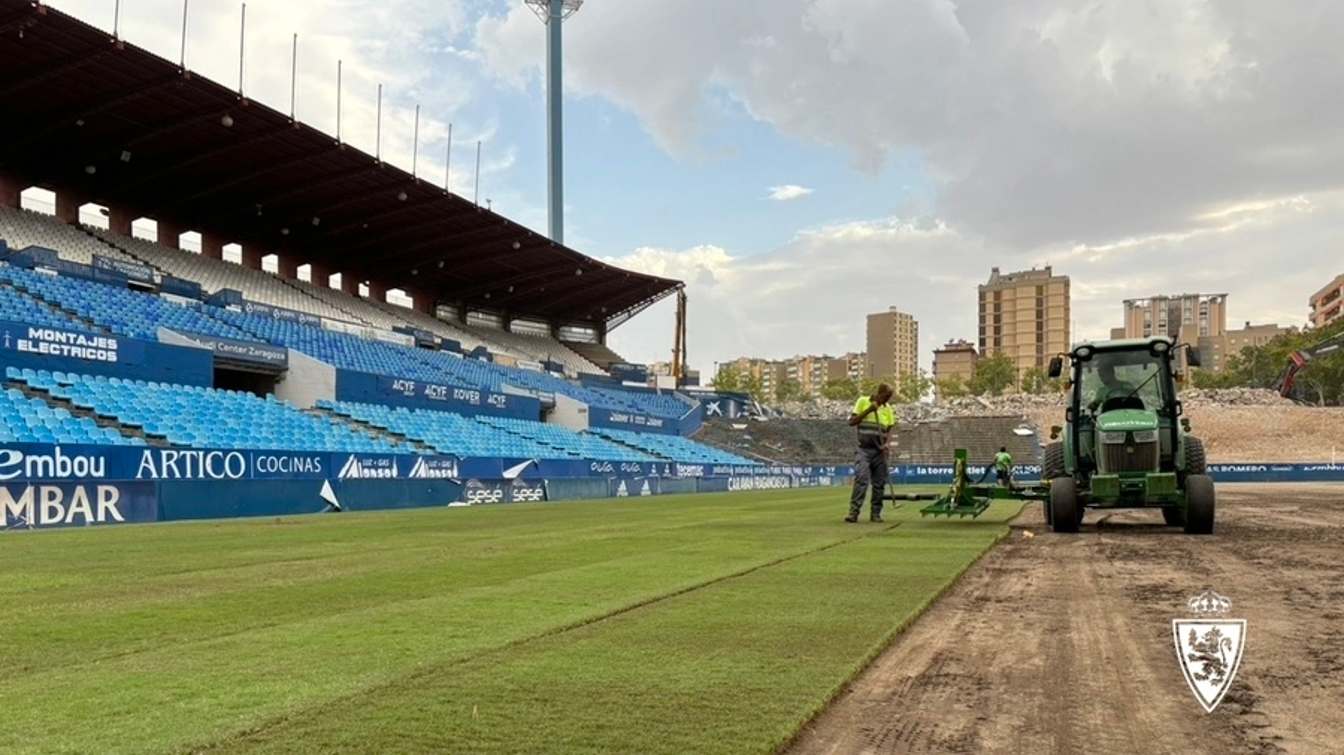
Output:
top-left (1277, 330), bottom-right (1344, 398)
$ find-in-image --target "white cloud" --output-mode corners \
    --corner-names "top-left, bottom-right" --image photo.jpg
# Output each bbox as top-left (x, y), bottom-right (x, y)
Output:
top-left (476, 1), bottom-right (1344, 250)
top-left (767, 185), bottom-right (814, 201)
top-left (607, 194), bottom-right (1335, 376)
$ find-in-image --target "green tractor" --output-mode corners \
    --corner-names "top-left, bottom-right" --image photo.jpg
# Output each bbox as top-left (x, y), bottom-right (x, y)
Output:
top-left (1041, 336), bottom-right (1215, 534)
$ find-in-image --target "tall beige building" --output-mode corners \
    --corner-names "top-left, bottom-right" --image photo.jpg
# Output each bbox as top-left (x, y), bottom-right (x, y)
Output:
top-left (827, 352), bottom-right (867, 384)
top-left (1310, 274), bottom-right (1344, 328)
top-left (1122, 294), bottom-right (1227, 340)
top-left (978, 267), bottom-right (1070, 374)
top-left (1198, 322), bottom-right (1296, 372)
top-left (866, 308), bottom-right (919, 380)
top-left (723, 357), bottom-right (783, 395)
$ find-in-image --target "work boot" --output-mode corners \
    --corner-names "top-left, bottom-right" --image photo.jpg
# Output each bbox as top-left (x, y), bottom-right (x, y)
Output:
top-left (844, 514), bottom-right (858, 523)
top-left (870, 515), bottom-right (884, 523)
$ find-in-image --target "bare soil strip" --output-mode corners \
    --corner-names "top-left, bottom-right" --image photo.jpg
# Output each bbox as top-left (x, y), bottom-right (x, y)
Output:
top-left (786, 484), bottom-right (1344, 755)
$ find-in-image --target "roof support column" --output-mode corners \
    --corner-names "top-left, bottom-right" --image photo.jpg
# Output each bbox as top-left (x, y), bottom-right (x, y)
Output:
top-left (0, 172), bottom-right (21, 209)
top-left (240, 246), bottom-right (263, 271)
top-left (107, 206), bottom-right (134, 236)
top-left (412, 289), bottom-right (435, 315)
top-left (277, 255), bottom-right (299, 280)
top-left (54, 190), bottom-right (84, 225)
top-left (367, 281), bottom-right (388, 303)
top-left (339, 273), bottom-right (359, 296)
top-left (157, 220), bottom-right (183, 249)
top-left (310, 263), bottom-right (333, 288)
top-left (201, 233), bottom-right (225, 260)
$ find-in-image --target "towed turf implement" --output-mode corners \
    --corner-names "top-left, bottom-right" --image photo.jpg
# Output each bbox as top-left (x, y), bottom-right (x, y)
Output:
top-left (884, 448), bottom-right (1048, 518)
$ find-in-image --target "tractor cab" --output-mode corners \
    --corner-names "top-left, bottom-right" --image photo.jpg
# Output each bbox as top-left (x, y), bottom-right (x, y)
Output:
top-left (1042, 337), bottom-right (1216, 534)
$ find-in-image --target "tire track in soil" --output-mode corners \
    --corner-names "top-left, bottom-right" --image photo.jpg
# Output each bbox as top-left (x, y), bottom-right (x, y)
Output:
top-left (785, 484), bottom-right (1344, 755)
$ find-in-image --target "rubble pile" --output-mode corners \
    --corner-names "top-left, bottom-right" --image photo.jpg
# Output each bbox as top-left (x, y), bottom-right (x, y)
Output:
top-left (769, 387), bottom-right (1292, 422)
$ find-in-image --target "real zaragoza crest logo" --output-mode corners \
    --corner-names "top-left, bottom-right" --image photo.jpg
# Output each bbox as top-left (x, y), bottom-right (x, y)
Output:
top-left (1172, 589), bottom-right (1246, 713)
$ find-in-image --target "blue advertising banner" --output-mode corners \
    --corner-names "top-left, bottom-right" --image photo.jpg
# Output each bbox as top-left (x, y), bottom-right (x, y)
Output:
top-left (0, 319), bottom-right (212, 387)
top-left (160, 275), bottom-right (204, 300)
top-left (1207, 463), bottom-right (1344, 482)
top-left (0, 444), bottom-right (460, 483)
top-left (608, 363), bottom-right (650, 384)
top-left (178, 331), bottom-right (288, 369)
top-left (459, 478), bottom-right (548, 505)
top-left (588, 407), bottom-right (675, 435)
top-left (394, 326), bottom-right (439, 348)
top-left (0, 480), bottom-right (157, 529)
top-left (92, 254), bottom-right (155, 284)
top-left (335, 370), bottom-right (541, 420)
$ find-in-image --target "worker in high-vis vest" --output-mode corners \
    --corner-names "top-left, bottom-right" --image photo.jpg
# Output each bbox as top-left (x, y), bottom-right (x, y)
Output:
top-left (846, 383), bottom-right (896, 523)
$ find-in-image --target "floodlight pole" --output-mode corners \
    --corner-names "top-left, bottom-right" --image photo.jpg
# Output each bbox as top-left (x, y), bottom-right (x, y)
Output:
top-left (238, 3), bottom-right (246, 97)
top-left (180, 0), bottom-right (189, 69)
top-left (526, 0), bottom-right (583, 245)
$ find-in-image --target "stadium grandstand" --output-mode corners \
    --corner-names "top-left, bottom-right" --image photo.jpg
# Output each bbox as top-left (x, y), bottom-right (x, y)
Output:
top-left (0, 1), bottom-right (827, 526)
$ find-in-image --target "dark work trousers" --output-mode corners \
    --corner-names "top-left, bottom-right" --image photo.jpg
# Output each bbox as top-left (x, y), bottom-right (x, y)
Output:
top-left (849, 445), bottom-right (888, 518)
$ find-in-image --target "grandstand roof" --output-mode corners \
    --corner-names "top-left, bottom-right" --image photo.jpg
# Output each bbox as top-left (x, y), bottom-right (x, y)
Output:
top-left (0, 0), bottom-right (681, 329)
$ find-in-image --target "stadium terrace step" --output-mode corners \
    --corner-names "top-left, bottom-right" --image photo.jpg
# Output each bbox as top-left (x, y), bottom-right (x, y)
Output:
top-left (308, 408), bottom-right (436, 454)
top-left (6, 379), bottom-right (169, 447)
top-left (696, 416), bottom-right (1043, 467)
top-left (75, 225), bottom-right (170, 278)
top-left (0, 279), bottom-right (113, 335)
top-left (561, 340), bottom-right (627, 370)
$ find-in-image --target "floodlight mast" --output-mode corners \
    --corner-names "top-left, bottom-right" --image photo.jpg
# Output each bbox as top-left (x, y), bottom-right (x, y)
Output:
top-left (525, 0), bottom-right (583, 244)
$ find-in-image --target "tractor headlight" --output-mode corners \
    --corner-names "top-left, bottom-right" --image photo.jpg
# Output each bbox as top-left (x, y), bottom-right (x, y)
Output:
top-left (1152, 340), bottom-right (1170, 354)
top-left (1132, 430), bottom-right (1158, 443)
top-left (1100, 431), bottom-right (1127, 444)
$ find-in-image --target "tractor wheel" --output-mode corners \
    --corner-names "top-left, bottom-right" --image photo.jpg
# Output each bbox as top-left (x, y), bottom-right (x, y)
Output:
top-left (1184, 436), bottom-right (1207, 475)
top-left (1042, 442), bottom-right (1066, 479)
top-left (1162, 506), bottom-right (1186, 527)
top-left (1041, 443), bottom-right (1065, 527)
top-left (1184, 474), bottom-right (1216, 535)
top-left (1049, 477), bottom-right (1080, 533)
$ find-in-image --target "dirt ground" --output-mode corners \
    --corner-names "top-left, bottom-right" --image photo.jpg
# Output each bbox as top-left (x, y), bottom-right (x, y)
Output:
top-left (786, 484), bottom-right (1344, 755)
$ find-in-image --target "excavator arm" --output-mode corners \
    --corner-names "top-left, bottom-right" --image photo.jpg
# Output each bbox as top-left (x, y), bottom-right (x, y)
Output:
top-left (1278, 332), bottom-right (1344, 397)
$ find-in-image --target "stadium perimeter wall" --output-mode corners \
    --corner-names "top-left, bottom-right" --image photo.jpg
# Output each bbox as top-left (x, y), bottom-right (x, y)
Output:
top-left (1, 441), bottom-right (1338, 531)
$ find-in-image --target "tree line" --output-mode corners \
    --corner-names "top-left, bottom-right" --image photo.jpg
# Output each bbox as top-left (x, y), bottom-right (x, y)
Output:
top-left (1189, 319), bottom-right (1344, 406)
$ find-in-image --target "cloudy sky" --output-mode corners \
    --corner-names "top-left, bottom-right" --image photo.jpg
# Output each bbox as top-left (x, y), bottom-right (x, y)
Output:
top-left (47, 0), bottom-right (1343, 375)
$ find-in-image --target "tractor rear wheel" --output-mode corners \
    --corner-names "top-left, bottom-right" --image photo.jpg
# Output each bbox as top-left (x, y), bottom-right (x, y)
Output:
top-left (1049, 477), bottom-right (1079, 533)
top-left (1185, 436), bottom-right (1207, 474)
top-left (1184, 474), bottom-right (1215, 534)
top-left (1041, 443), bottom-right (1065, 526)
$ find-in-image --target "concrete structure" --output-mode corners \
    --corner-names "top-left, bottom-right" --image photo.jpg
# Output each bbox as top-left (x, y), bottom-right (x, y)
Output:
top-left (1198, 322), bottom-right (1296, 372)
top-left (723, 357), bottom-right (783, 397)
top-left (978, 267), bottom-right (1070, 375)
top-left (722, 352), bottom-right (865, 399)
top-left (933, 339), bottom-right (978, 386)
top-left (827, 352), bottom-right (866, 384)
top-left (1310, 274), bottom-right (1344, 328)
top-left (866, 308), bottom-right (919, 380)
top-left (1122, 293), bottom-right (1227, 340)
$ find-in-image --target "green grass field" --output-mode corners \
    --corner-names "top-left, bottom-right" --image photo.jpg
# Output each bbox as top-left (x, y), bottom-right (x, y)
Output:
top-left (1, 487), bottom-right (1023, 754)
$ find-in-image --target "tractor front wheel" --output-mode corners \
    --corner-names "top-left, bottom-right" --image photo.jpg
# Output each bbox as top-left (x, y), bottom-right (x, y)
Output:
top-left (1041, 443), bottom-right (1065, 527)
top-left (1050, 477), bottom-right (1080, 533)
top-left (1184, 474), bottom-right (1216, 534)
top-left (1162, 506), bottom-right (1186, 527)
